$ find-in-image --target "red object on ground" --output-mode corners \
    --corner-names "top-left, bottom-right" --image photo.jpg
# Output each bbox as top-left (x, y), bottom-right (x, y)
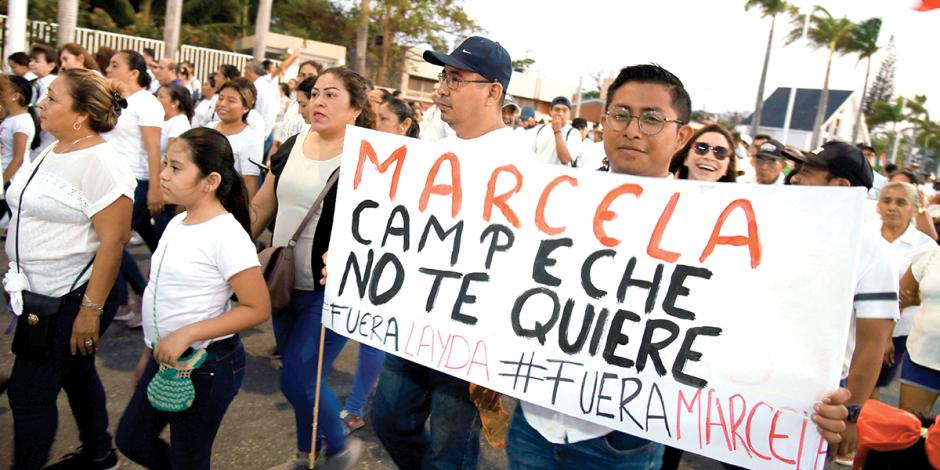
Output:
top-left (915, 0), bottom-right (940, 11)
top-left (854, 399), bottom-right (940, 469)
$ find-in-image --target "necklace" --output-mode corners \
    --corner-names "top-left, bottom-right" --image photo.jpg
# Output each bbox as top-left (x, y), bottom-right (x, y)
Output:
top-left (57, 134), bottom-right (97, 153)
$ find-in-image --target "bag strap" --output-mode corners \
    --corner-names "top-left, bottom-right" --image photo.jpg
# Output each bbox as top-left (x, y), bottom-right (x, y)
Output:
top-left (14, 146), bottom-right (53, 274)
top-left (288, 169), bottom-right (340, 245)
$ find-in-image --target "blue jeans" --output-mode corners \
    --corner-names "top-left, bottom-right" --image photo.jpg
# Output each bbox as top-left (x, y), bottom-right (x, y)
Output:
top-left (113, 250), bottom-right (148, 305)
top-left (116, 336), bottom-right (245, 470)
top-left (507, 405), bottom-right (664, 470)
top-left (272, 290), bottom-right (348, 455)
top-left (8, 284), bottom-right (119, 469)
top-left (343, 343), bottom-right (386, 417)
top-left (371, 354), bottom-right (481, 470)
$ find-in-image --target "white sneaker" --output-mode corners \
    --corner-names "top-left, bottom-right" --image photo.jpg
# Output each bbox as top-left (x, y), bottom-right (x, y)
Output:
top-left (129, 232), bottom-right (144, 246)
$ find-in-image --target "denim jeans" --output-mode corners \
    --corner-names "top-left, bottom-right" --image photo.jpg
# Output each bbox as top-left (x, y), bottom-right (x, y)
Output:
top-left (116, 336), bottom-right (245, 470)
top-left (113, 249), bottom-right (148, 305)
top-left (272, 289), bottom-right (348, 455)
top-left (132, 179), bottom-right (175, 252)
top-left (8, 284), bottom-right (119, 470)
top-left (371, 354), bottom-right (481, 470)
top-left (343, 343), bottom-right (386, 417)
top-left (507, 405), bottom-right (664, 470)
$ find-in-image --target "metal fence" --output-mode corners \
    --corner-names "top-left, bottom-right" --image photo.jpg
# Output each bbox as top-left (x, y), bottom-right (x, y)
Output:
top-left (1, 15), bottom-right (277, 83)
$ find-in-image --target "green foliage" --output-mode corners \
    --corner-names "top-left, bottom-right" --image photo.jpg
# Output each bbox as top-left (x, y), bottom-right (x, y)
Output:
top-left (111, 0), bottom-right (137, 27)
top-left (865, 36), bottom-right (896, 118)
top-left (868, 97), bottom-right (905, 128)
top-left (271, 0), bottom-right (355, 46)
top-left (848, 17), bottom-right (881, 59)
top-left (787, 6), bottom-right (855, 52)
top-left (581, 90), bottom-right (600, 100)
top-left (512, 58), bottom-right (535, 73)
top-left (744, 0), bottom-right (797, 18)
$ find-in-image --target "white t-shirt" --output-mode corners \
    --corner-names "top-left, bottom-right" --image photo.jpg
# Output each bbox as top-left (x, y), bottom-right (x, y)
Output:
top-left (277, 100), bottom-right (307, 143)
top-left (882, 223), bottom-right (935, 337)
top-left (247, 109), bottom-right (265, 140)
top-left (32, 74), bottom-right (56, 106)
top-left (578, 140), bottom-right (607, 172)
top-left (272, 131), bottom-right (341, 290)
top-left (254, 76), bottom-right (279, 137)
top-left (908, 244), bottom-right (940, 370)
top-left (142, 212), bottom-right (259, 349)
top-left (192, 96), bottom-right (215, 128)
top-left (102, 89), bottom-right (164, 180)
top-left (206, 122), bottom-right (262, 176)
top-left (531, 123), bottom-right (583, 166)
top-left (842, 232), bottom-right (901, 378)
top-left (160, 114), bottom-right (192, 157)
top-left (4, 142), bottom-right (136, 297)
top-left (419, 104), bottom-right (455, 142)
top-left (1, 113), bottom-right (36, 181)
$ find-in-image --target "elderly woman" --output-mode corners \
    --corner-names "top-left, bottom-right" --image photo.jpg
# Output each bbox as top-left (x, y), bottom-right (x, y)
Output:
top-left (873, 182), bottom-right (936, 396)
top-left (4, 69), bottom-right (135, 468)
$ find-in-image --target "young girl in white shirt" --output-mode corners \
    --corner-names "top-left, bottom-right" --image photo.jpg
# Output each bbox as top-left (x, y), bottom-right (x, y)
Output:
top-left (156, 84), bottom-right (193, 158)
top-left (115, 127), bottom-right (270, 469)
top-left (0, 74), bottom-right (39, 215)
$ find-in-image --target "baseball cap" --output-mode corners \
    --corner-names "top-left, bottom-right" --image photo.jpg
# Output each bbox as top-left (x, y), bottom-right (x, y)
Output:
top-left (520, 106), bottom-right (536, 121)
top-left (503, 94), bottom-right (520, 111)
top-left (756, 139), bottom-right (786, 160)
top-left (784, 140), bottom-right (874, 189)
top-left (550, 96), bottom-right (572, 109)
top-left (423, 36), bottom-right (512, 93)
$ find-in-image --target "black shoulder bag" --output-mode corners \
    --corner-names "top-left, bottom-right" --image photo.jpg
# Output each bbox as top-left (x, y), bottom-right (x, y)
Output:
top-left (11, 150), bottom-right (94, 357)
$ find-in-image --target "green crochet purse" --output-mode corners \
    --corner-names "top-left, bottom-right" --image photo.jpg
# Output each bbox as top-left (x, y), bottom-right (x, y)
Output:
top-left (145, 236), bottom-right (208, 412)
top-left (147, 348), bottom-right (208, 412)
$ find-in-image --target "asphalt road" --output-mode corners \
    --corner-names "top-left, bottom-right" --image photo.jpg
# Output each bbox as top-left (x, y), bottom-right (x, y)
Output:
top-left (0, 242), bottom-right (924, 470)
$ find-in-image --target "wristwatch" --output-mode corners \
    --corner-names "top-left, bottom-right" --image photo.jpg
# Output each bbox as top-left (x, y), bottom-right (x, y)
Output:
top-left (846, 404), bottom-right (862, 423)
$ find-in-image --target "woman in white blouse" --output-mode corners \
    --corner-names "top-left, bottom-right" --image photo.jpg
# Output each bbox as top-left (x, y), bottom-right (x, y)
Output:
top-left (899, 243), bottom-right (940, 415)
top-left (0, 75), bottom-right (39, 216)
top-left (3, 69), bottom-right (135, 469)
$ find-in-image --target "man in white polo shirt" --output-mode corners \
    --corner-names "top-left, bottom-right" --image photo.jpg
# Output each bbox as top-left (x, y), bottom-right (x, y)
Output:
top-left (531, 96), bottom-right (582, 166)
top-left (787, 140), bottom-right (899, 463)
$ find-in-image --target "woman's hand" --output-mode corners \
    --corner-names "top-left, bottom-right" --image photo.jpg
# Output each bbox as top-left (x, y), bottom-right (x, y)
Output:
top-left (147, 183), bottom-right (164, 215)
top-left (153, 327), bottom-right (193, 366)
top-left (883, 336), bottom-right (896, 367)
top-left (70, 308), bottom-right (101, 356)
top-left (320, 251), bottom-right (329, 286)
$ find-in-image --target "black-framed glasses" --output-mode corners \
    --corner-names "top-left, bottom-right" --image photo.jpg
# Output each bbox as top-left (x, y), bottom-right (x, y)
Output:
top-left (603, 107), bottom-right (685, 135)
top-left (693, 142), bottom-right (731, 160)
top-left (437, 72), bottom-right (493, 91)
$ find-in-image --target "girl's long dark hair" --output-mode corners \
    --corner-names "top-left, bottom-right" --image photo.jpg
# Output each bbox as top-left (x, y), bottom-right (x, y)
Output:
top-left (161, 84), bottom-right (195, 122)
top-left (118, 50), bottom-right (152, 89)
top-left (384, 98), bottom-right (420, 138)
top-left (5, 75), bottom-right (41, 149)
top-left (177, 127), bottom-right (250, 233)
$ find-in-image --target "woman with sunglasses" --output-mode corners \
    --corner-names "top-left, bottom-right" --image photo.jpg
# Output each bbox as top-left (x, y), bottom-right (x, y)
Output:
top-left (669, 124), bottom-right (737, 183)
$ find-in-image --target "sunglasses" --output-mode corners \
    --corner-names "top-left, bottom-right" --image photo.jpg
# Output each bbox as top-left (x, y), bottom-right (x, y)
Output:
top-left (693, 142), bottom-right (731, 160)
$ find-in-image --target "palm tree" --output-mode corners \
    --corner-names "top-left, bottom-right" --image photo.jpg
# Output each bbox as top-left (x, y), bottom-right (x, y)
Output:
top-left (745, 0), bottom-right (798, 138)
top-left (848, 17), bottom-right (882, 143)
top-left (57, 0), bottom-right (79, 45)
top-left (787, 6), bottom-right (855, 149)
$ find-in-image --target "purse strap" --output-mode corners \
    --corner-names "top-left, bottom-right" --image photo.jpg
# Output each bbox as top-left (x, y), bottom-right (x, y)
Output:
top-left (287, 169), bottom-right (340, 246)
top-left (15, 145), bottom-right (96, 291)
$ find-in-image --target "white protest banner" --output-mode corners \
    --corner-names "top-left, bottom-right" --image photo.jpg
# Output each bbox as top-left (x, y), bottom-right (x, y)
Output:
top-left (323, 126), bottom-right (864, 469)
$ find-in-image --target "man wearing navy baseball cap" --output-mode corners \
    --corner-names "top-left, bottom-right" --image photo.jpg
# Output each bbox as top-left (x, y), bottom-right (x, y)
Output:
top-left (530, 95), bottom-right (583, 167)
top-left (788, 140), bottom-right (897, 462)
top-left (370, 35), bottom-right (535, 470)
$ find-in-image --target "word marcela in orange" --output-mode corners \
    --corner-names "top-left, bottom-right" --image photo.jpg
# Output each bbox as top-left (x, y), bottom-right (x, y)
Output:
top-left (354, 141), bottom-right (762, 269)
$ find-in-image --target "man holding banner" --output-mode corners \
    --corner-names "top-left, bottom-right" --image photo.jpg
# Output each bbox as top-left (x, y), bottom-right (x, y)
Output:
top-left (365, 36), bottom-right (517, 469)
top-left (322, 40), bottom-right (861, 470)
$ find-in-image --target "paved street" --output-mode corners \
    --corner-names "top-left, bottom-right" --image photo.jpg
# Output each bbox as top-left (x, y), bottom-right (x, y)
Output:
top-left (0, 243), bottom-right (925, 469)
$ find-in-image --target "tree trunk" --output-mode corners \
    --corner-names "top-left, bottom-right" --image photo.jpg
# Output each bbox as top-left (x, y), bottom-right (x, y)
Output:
top-left (56, 0), bottom-right (78, 46)
top-left (4, 0), bottom-right (28, 63)
top-left (811, 45), bottom-right (835, 149)
top-left (253, 0), bottom-right (272, 60)
top-left (163, 0), bottom-right (183, 60)
top-left (751, 14), bottom-right (776, 138)
top-left (376, 4), bottom-right (391, 85)
top-left (851, 57), bottom-right (873, 144)
top-left (353, 0), bottom-right (370, 75)
top-left (140, 0), bottom-right (152, 27)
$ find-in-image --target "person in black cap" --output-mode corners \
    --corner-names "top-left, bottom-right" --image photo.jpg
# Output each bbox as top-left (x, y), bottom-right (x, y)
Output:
top-left (752, 138), bottom-right (787, 185)
top-left (530, 95), bottom-right (582, 166)
top-left (788, 140), bottom-right (898, 464)
top-left (368, 34), bottom-right (519, 470)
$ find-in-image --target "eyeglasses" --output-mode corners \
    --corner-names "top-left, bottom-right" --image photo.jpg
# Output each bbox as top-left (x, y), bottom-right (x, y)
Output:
top-left (693, 142), bottom-right (731, 160)
top-left (603, 107), bottom-right (685, 136)
top-left (437, 72), bottom-right (493, 91)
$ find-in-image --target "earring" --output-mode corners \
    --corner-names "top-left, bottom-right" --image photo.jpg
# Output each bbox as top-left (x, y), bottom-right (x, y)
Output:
top-left (72, 121), bottom-right (82, 131)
